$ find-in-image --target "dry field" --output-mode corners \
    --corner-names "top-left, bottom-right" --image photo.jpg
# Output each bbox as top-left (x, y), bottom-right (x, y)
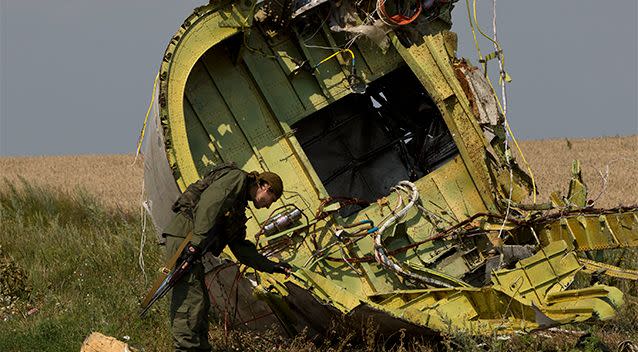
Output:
top-left (0, 154), bottom-right (144, 211)
top-left (0, 134), bottom-right (636, 211)
top-left (517, 134), bottom-right (637, 208)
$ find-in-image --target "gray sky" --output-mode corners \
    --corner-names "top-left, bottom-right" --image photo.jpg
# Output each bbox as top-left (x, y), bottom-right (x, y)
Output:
top-left (1, 0), bottom-right (636, 156)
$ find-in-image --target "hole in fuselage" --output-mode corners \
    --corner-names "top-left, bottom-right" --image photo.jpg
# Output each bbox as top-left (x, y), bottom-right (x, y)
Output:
top-left (293, 65), bottom-right (459, 216)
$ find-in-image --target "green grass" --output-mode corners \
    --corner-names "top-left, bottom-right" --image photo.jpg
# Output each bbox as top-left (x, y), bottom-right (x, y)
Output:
top-left (0, 180), bottom-right (169, 351)
top-left (0, 180), bottom-right (636, 352)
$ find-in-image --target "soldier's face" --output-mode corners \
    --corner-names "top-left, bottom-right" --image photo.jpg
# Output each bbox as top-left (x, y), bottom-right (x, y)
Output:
top-left (253, 183), bottom-right (277, 209)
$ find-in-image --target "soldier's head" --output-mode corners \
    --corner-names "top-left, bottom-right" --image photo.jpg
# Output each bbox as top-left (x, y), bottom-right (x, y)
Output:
top-left (250, 171), bottom-right (283, 209)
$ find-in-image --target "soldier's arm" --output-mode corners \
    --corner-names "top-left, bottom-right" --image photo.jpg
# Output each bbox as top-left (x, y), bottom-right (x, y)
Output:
top-left (228, 238), bottom-right (277, 273)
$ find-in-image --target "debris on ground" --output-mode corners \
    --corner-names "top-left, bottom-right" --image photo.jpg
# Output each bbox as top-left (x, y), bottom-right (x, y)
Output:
top-left (80, 332), bottom-right (134, 352)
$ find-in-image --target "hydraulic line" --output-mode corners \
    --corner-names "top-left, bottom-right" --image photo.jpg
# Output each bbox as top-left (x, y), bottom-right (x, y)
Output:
top-left (373, 181), bottom-right (454, 288)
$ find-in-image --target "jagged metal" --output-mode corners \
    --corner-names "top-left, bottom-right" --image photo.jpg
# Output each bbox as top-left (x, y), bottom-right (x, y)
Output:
top-left (535, 207), bottom-right (638, 251)
top-left (579, 257), bottom-right (638, 281)
top-left (142, 0), bottom-right (638, 338)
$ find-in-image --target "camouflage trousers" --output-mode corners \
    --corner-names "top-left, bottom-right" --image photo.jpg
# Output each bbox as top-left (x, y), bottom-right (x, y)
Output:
top-left (165, 235), bottom-right (212, 352)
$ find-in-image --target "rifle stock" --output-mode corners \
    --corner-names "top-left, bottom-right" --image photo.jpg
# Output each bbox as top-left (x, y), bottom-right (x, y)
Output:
top-left (139, 232), bottom-right (193, 317)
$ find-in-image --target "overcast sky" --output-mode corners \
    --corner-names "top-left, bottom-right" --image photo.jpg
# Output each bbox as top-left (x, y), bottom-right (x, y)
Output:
top-left (0, 1), bottom-right (636, 156)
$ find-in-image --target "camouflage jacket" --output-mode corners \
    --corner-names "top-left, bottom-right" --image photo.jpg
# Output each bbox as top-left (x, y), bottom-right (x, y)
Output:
top-left (163, 168), bottom-right (276, 273)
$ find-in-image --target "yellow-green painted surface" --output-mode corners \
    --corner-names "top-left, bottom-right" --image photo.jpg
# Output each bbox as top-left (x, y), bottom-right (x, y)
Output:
top-left (147, 1), bottom-right (638, 337)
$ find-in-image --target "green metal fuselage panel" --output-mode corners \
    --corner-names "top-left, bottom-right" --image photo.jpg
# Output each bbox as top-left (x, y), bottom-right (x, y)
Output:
top-left (150, 1), bottom-right (635, 336)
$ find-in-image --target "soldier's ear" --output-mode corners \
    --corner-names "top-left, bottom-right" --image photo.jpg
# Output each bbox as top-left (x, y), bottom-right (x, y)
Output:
top-left (257, 181), bottom-right (269, 192)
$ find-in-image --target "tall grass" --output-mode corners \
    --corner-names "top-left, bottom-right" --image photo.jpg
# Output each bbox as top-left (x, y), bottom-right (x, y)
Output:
top-left (0, 180), bottom-right (169, 351)
top-left (0, 180), bottom-right (636, 351)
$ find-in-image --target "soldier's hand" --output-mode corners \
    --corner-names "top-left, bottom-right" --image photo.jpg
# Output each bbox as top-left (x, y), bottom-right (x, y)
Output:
top-left (186, 243), bottom-right (199, 254)
top-left (272, 262), bottom-right (293, 277)
top-left (179, 243), bottom-right (200, 270)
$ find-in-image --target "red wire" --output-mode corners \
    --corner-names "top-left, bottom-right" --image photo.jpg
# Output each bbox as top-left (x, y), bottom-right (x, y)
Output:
top-left (378, 0), bottom-right (422, 26)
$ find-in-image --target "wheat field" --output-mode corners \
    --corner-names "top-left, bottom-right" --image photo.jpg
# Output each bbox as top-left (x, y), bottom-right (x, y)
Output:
top-left (0, 154), bottom-right (144, 211)
top-left (1, 135), bottom-right (636, 211)
top-left (516, 134), bottom-right (637, 208)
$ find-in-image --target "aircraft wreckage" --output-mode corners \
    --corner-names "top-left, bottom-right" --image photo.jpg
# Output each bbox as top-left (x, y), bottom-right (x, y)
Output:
top-left (141, 0), bottom-right (638, 337)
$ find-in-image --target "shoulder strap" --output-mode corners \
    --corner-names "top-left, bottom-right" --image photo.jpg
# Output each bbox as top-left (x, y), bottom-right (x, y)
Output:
top-left (171, 162), bottom-right (239, 218)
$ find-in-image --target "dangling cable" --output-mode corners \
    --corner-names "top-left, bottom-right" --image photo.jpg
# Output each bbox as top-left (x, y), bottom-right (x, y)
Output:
top-left (464, 0), bottom-right (537, 203)
top-left (133, 74), bottom-right (155, 281)
top-left (132, 72), bottom-right (159, 166)
top-left (490, 0), bottom-right (513, 238)
top-left (491, 0), bottom-right (507, 117)
top-left (465, 0), bottom-right (484, 66)
top-left (473, 0), bottom-right (536, 203)
top-left (316, 49), bottom-right (355, 69)
top-left (138, 179), bottom-right (148, 286)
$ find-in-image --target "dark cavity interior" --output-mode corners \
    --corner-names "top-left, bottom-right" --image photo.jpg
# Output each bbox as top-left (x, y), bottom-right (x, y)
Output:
top-left (293, 66), bottom-right (459, 214)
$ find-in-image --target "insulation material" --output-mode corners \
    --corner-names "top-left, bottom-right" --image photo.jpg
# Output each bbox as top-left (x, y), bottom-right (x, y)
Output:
top-left (142, 85), bottom-right (180, 240)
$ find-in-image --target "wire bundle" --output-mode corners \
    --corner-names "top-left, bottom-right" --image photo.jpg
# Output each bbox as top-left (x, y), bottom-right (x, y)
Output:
top-left (376, 0), bottom-right (422, 26)
top-left (372, 181), bottom-right (454, 287)
top-left (376, 0), bottom-right (454, 26)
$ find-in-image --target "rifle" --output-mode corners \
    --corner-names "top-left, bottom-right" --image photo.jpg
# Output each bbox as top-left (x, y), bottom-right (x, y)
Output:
top-left (140, 226), bottom-right (292, 317)
top-left (139, 232), bottom-right (213, 317)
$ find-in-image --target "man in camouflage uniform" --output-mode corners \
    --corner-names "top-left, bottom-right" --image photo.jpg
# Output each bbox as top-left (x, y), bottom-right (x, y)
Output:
top-left (163, 165), bottom-right (292, 351)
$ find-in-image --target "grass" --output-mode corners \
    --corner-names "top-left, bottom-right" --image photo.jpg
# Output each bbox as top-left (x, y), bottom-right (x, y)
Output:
top-left (0, 180), bottom-right (169, 351)
top-left (0, 135), bottom-right (636, 351)
top-left (1, 187), bottom-right (636, 352)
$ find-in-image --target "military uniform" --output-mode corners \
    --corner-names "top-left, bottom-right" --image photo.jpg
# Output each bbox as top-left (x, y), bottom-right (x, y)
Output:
top-left (163, 168), bottom-right (278, 351)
